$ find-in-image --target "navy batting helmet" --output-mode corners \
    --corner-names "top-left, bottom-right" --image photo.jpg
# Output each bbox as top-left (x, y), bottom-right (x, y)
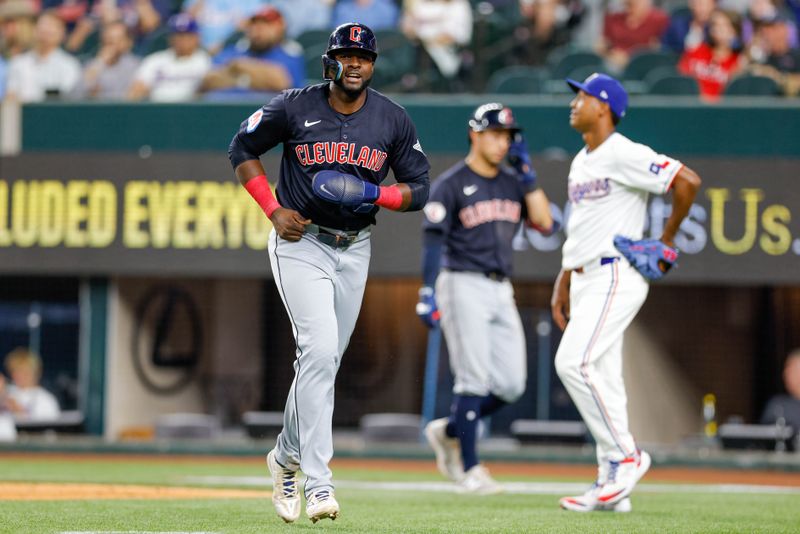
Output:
top-left (468, 103), bottom-right (522, 133)
top-left (326, 22), bottom-right (378, 59)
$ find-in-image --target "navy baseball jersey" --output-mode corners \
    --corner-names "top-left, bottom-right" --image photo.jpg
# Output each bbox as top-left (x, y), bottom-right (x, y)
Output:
top-left (423, 160), bottom-right (529, 277)
top-left (229, 83), bottom-right (430, 231)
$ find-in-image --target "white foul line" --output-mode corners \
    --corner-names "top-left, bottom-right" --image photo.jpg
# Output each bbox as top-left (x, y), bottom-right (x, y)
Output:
top-left (181, 475), bottom-right (800, 495)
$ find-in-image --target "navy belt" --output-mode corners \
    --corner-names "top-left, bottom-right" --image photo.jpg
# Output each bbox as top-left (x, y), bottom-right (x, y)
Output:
top-left (445, 268), bottom-right (508, 282)
top-left (574, 256), bottom-right (619, 274)
top-left (305, 224), bottom-right (368, 250)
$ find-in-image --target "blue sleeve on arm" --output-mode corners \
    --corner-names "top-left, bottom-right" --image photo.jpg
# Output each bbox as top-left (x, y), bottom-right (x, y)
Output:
top-left (407, 174), bottom-right (430, 211)
top-left (422, 230), bottom-right (444, 287)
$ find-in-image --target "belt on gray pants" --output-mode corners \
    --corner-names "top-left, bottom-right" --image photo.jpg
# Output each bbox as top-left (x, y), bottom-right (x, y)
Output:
top-left (305, 223), bottom-right (370, 250)
top-left (444, 268), bottom-right (508, 282)
top-left (574, 256), bottom-right (619, 274)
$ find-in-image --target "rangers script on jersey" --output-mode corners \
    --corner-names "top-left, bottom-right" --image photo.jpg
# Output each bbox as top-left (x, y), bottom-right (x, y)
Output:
top-left (562, 132), bottom-right (683, 270)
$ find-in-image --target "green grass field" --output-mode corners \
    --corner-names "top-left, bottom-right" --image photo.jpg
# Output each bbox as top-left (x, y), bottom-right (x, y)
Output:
top-left (1, 455), bottom-right (799, 534)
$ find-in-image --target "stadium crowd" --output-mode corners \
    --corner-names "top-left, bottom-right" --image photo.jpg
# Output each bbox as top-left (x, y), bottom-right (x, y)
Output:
top-left (0, 0), bottom-right (797, 101)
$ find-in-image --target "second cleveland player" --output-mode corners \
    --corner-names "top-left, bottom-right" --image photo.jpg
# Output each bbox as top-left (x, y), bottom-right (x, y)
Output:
top-left (417, 103), bottom-right (554, 494)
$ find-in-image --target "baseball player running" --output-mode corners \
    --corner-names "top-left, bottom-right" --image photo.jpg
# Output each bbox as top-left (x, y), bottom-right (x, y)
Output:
top-left (228, 23), bottom-right (430, 523)
top-left (417, 103), bottom-right (554, 494)
top-left (551, 73), bottom-right (701, 512)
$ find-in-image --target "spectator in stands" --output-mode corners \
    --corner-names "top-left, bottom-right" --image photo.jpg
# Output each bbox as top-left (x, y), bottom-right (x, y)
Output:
top-left (0, 0), bottom-right (38, 58)
top-left (748, 13), bottom-right (800, 95)
top-left (760, 348), bottom-right (800, 438)
top-left (663, 0), bottom-right (717, 54)
top-left (515, 0), bottom-right (585, 65)
top-left (41, 0), bottom-right (89, 30)
top-left (331, 0), bottom-right (400, 31)
top-left (598, 0), bottom-right (670, 73)
top-left (269, 0), bottom-right (334, 39)
top-left (4, 9), bottom-right (82, 102)
top-left (741, 0), bottom-right (798, 47)
top-left (678, 9), bottom-right (745, 101)
top-left (200, 6), bottom-right (305, 98)
top-left (0, 347), bottom-right (61, 422)
top-left (184, 0), bottom-right (266, 55)
top-left (72, 20), bottom-right (140, 99)
top-left (128, 13), bottom-right (211, 101)
top-left (64, 0), bottom-right (174, 56)
top-left (401, 0), bottom-right (473, 84)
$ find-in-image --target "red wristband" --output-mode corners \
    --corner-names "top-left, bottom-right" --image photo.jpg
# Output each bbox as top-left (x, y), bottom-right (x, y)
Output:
top-left (375, 185), bottom-right (403, 210)
top-left (244, 174), bottom-right (281, 218)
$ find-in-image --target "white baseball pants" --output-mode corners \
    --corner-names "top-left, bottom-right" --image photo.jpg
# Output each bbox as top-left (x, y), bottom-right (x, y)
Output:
top-left (555, 259), bottom-right (648, 462)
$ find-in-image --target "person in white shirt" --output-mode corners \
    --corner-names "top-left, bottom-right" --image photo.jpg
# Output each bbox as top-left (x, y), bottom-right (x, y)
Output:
top-left (128, 13), bottom-right (211, 101)
top-left (5, 9), bottom-right (81, 102)
top-left (401, 0), bottom-right (473, 80)
top-left (1, 347), bottom-right (61, 422)
top-left (551, 73), bottom-right (701, 513)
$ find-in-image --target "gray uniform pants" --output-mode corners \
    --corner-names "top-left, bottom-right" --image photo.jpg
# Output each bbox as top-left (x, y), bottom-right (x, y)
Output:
top-left (436, 270), bottom-right (527, 403)
top-left (268, 228), bottom-right (370, 496)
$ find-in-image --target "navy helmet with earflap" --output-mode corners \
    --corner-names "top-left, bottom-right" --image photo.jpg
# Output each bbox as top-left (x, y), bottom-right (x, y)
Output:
top-left (468, 103), bottom-right (522, 133)
top-left (322, 22), bottom-right (378, 81)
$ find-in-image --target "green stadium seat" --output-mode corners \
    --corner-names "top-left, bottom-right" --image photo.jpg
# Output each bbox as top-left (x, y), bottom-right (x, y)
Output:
top-left (486, 66), bottom-right (546, 94)
top-left (623, 50), bottom-right (679, 81)
top-left (724, 74), bottom-right (782, 96)
top-left (74, 29), bottom-right (100, 62)
top-left (648, 74), bottom-right (700, 95)
top-left (370, 31), bottom-right (417, 90)
top-left (547, 49), bottom-right (604, 80)
top-left (565, 64), bottom-right (603, 83)
top-left (296, 29), bottom-right (333, 51)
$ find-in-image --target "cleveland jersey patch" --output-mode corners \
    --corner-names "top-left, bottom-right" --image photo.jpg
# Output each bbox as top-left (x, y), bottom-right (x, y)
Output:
top-left (246, 109), bottom-right (263, 133)
top-left (424, 201), bottom-right (447, 223)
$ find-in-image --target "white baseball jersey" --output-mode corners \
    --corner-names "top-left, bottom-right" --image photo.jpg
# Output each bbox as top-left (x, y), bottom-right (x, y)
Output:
top-left (134, 49), bottom-right (211, 102)
top-left (561, 133), bottom-right (682, 270)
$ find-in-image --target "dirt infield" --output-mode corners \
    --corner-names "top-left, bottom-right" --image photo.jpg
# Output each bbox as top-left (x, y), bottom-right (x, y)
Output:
top-left (0, 482), bottom-right (270, 501)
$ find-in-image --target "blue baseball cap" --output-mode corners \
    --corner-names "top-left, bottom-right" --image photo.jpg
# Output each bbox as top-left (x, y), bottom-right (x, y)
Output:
top-left (566, 73), bottom-right (629, 120)
top-left (168, 13), bottom-right (199, 34)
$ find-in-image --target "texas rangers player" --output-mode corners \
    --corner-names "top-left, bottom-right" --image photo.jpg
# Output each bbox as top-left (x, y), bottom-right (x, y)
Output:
top-left (417, 103), bottom-right (554, 494)
top-left (228, 22), bottom-right (430, 523)
top-left (551, 73), bottom-right (701, 512)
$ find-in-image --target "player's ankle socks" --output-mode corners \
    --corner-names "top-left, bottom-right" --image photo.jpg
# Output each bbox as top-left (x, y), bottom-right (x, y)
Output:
top-left (446, 399), bottom-right (458, 437)
top-left (445, 419), bottom-right (457, 438)
top-left (455, 395), bottom-right (481, 471)
top-left (479, 394), bottom-right (506, 417)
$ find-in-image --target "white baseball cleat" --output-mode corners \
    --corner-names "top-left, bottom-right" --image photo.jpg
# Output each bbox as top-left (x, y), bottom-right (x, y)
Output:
top-left (599, 497), bottom-right (632, 513)
top-left (559, 481), bottom-right (603, 512)
top-left (424, 417), bottom-right (464, 482)
top-left (457, 464), bottom-right (503, 495)
top-left (306, 489), bottom-right (339, 523)
top-left (596, 450), bottom-right (651, 506)
top-left (266, 449), bottom-right (301, 523)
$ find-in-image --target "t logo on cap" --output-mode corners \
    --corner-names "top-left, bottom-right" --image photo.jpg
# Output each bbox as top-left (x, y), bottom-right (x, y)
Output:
top-left (566, 73), bottom-right (629, 120)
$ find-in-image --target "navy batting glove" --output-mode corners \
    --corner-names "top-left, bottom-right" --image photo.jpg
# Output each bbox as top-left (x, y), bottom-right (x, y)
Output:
top-left (312, 170), bottom-right (379, 207)
top-left (415, 286), bottom-right (440, 329)
top-left (507, 133), bottom-right (537, 189)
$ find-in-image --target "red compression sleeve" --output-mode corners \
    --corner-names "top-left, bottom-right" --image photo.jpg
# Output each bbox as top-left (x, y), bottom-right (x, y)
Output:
top-left (375, 185), bottom-right (403, 210)
top-left (244, 174), bottom-right (281, 218)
